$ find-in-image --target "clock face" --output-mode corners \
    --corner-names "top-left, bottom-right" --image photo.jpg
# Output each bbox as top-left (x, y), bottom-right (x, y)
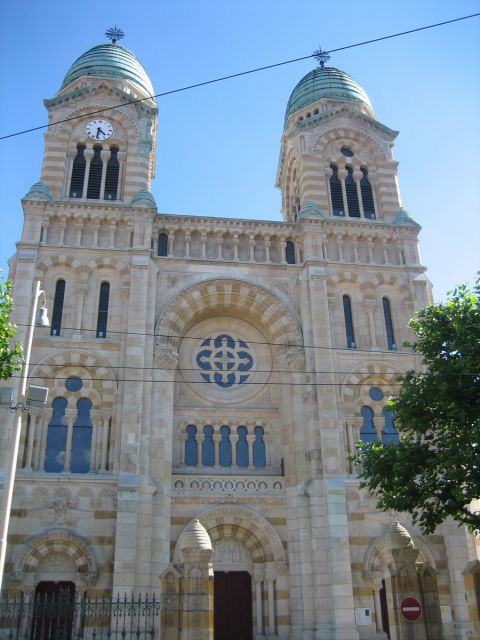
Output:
top-left (85, 119), bottom-right (114, 141)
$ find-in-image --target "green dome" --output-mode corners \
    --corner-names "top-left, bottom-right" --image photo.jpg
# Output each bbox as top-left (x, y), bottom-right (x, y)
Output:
top-left (285, 66), bottom-right (373, 124)
top-left (61, 44), bottom-right (154, 97)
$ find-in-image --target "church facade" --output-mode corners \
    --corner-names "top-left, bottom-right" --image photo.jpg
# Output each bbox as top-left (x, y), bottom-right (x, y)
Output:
top-left (1, 37), bottom-right (479, 640)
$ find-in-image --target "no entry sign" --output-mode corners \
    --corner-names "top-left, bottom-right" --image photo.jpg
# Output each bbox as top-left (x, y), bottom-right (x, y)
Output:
top-left (400, 597), bottom-right (422, 622)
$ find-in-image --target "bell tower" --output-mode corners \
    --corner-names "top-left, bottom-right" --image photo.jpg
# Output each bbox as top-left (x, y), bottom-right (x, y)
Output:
top-left (276, 57), bottom-right (405, 226)
top-left (28, 28), bottom-right (157, 208)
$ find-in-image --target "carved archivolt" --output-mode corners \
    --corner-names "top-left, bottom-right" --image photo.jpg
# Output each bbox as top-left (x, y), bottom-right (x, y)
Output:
top-left (12, 528), bottom-right (98, 584)
top-left (173, 505), bottom-right (286, 567)
top-left (363, 522), bottom-right (437, 580)
top-left (155, 277), bottom-right (303, 352)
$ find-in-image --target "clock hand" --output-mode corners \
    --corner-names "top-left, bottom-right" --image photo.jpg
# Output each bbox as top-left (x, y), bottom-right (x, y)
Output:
top-left (96, 127), bottom-right (106, 139)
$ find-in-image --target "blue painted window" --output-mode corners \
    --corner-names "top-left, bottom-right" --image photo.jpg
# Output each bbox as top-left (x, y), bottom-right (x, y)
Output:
top-left (104, 147), bottom-right (119, 200)
top-left (343, 295), bottom-right (355, 348)
top-left (285, 241), bottom-right (296, 264)
top-left (96, 282), bottom-right (110, 338)
top-left (69, 145), bottom-right (86, 198)
top-left (381, 407), bottom-right (399, 444)
top-left (369, 386), bottom-right (384, 401)
top-left (158, 233), bottom-right (168, 257)
top-left (360, 406), bottom-right (377, 444)
top-left (330, 164), bottom-right (344, 216)
top-left (50, 279), bottom-right (65, 337)
top-left (360, 168), bottom-right (376, 219)
top-left (253, 427), bottom-right (266, 468)
top-left (345, 167), bottom-right (360, 217)
top-left (65, 376), bottom-right (82, 392)
top-left (382, 297), bottom-right (396, 350)
top-left (87, 146), bottom-right (103, 199)
top-left (185, 425), bottom-right (198, 466)
top-left (219, 426), bottom-right (232, 467)
top-left (44, 398), bottom-right (68, 472)
top-left (202, 425), bottom-right (214, 466)
top-left (71, 398), bottom-right (93, 473)
top-left (236, 426), bottom-right (249, 467)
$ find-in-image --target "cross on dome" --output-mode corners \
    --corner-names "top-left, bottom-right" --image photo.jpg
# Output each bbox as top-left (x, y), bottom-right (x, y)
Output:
top-left (105, 26), bottom-right (125, 45)
top-left (313, 46), bottom-right (331, 68)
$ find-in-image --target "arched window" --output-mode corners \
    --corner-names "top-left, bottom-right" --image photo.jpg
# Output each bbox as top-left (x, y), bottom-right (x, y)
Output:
top-left (104, 147), bottom-right (119, 200)
top-left (382, 297), bottom-right (396, 349)
top-left (381, 407), bottom-right (399, 444)
top-left (202, 425), bottom-right (214, 466)
top-left (253, 427), bottom-right (266, 468)
top-left (360, 168), bottom-right (376, 219)
top-left (285, 240), bottom-right (296, 264)
top-left (329, 164), bottom-right (344, 216)
top-left (219, 426), bottom-right (232, 467)
top-left (185, 425), bottom-right (198, 466)
top-left (87, 146), bottom-right (103, 199)
top-left (71, 398), bottom-right (93, 472)
top-left (236, 426), bottom-right (249, 467)
top-left (158, 233), bottom-right (168, 257)
top-left (360, 406), bottom-right (377, 443)
top-left (96, 282), bottom-right (110, 338)
top-left (44, 397), bottom-right (68, 472)
top-left (50, 279), bottom-right (65, 336)
top-left (345, 166), bottom-right (360, 217)
top-left (69, 145), bottom-right (86, 198)
top-left (343, 294), bottom-right (355, 348)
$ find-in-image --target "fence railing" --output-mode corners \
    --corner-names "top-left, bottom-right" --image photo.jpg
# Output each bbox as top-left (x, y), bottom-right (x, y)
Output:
top-left (0, 593), bottom-right (162, 640)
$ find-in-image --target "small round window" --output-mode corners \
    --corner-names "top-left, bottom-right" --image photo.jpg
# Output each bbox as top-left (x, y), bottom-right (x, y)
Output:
top-left (65, 376), bottom-right (83, 392)
top-left (341, 147), bottom-right (354, 157)
top-left (368, 386), bottom-right (384, 401)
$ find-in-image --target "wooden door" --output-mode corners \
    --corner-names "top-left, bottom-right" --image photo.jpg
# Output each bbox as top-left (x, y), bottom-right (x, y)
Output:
top-left (379, 579), bottom-right (390, 639)
top-left (31, 581), bottom-right (75, 640)
top-left (214, 571), bottom-right (252, 640)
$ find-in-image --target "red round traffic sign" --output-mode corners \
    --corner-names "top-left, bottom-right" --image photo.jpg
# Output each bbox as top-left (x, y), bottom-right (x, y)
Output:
top-left (400, 597), bottom-right (422, 622)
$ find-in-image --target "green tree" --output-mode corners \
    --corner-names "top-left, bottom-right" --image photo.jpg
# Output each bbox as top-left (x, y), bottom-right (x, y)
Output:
top-left (0, 277), bottom-right (23, 380)
top-left (351, 280), bottom-right (480, 535)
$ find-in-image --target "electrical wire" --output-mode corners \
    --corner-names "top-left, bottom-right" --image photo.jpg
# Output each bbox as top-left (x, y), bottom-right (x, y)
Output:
top-left (16, 322), bottom-right (416, 355)
top-left (0, 13), bottom-right (478, 141)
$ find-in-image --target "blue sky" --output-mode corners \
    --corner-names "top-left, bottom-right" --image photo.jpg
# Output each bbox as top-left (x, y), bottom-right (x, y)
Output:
top-left (0, 0), bottom-right (478, 302)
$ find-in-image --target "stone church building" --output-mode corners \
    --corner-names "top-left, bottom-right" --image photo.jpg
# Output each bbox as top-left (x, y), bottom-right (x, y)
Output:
top-left (2, 36), bottom-right (479, 640)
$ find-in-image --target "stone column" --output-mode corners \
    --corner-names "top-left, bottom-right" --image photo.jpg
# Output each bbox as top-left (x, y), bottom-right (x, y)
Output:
top-left (338, 168), bottom-right (348, 217)
top-left (253, 564), bottom-right (265, 639)
top-left (266, 562), bottom-right (276, 637)
top-left (384, 521), bottom-right (428, 640)
top-left (179, 520), bottom-right (214, 640)
top-left (354, 169), bottom-right (365, 218)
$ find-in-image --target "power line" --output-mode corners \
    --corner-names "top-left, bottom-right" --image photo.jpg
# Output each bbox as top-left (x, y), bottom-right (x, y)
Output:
top-left (16, 322), bottom-right (416, 355)
top-left (1, 12), bottom-right (478, 142)
top-left (11, 373), bottom-right (404, 387)
top-left (14, 361), bottom-right (479, 377)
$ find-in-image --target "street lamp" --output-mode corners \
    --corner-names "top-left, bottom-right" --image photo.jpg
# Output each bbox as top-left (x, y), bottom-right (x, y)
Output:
top-left (0, 281), bottom-right (50, 592)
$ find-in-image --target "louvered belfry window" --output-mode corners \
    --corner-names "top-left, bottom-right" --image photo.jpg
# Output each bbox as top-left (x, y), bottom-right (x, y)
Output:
top-left (69, 145), bottom-right (86, 198)
top-left (382, 297), bottom-right (396, 349)
top-left (329, 164), bottom-right (344, 216)
top-left (345, 166), bottom-right (360, 217)
top-left (361, 168), bottom-right (376, 218)
top-left (87, 146), bottom-right (103, 199)
top-left (104, 147), bottom-right (119, 200)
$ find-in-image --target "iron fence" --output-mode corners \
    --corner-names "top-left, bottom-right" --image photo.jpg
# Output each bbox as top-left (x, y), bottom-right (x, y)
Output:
top-left (0, 593), bottom-right (162, 640)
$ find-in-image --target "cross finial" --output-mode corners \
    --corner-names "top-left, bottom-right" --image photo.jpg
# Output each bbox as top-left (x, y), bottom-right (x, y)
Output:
top-left (313, 46), bottom-right (331, 68)
top-left (105, 26), bottom-right (125, 45)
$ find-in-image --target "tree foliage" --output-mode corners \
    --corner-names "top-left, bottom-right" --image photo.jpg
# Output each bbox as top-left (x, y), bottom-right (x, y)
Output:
top-left (0, 277), bottom-right (23, 380)
top-left (352, 280), bottom-right (480, 535)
